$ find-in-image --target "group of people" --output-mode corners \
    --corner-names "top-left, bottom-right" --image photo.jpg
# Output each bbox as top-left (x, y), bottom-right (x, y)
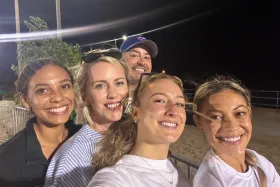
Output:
top-left (0, 35), bottom-right (279, 187)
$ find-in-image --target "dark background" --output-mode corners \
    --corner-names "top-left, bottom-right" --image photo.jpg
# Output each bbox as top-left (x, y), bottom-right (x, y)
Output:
top-left (0, 0), bottom-right (278, 92)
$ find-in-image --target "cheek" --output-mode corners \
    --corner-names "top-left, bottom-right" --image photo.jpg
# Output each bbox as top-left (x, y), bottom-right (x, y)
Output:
top-left (243, 118), bottom-right (252, 134)
top-left (203, 123), bottom-right (220, 141)
top-left (118, 87), bottom-right (128, 97)
top-left (147, 61), bottom-right (152, 69)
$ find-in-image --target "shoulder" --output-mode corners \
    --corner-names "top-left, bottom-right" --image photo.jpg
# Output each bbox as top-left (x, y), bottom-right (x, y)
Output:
top-left (65, 119), bottom-right (82, 136)
top-left (0, 128), bottom-right (26, 156)
top-left (88, 167), bottom-right (128, 187)
top-left (50, 125), bottom-right (100, 166)
top-left (247, 149), bottom-right (278, 173)
top-left (193, 150), bottom-right (223, 187)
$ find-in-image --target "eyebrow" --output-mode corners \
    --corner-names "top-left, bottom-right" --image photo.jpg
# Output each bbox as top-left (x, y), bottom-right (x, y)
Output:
top-left (150, 93), bottom-right (185, 99)
top-left (207, 105), bottom-right (248, 113)
top-left (233, 105), bottom-right (248, 110)
top-left (92, 77), bottom-right (126, 85)
top-left (32, 79), bottom-right (71, 89)
top-left (130, 49), bottom-right (150, 56)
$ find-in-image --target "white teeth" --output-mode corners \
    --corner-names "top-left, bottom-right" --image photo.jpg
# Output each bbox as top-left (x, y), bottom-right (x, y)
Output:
top-left (106, 103), bottom-right (120, 109)
top-left (49, 106), bottom-right (67, 113)
top-left (222, 136), bottom-right (241, 142)
top-left (135, 68), bottom-right (145, 72)
top-left (161, 122), bottom-right (177, 127)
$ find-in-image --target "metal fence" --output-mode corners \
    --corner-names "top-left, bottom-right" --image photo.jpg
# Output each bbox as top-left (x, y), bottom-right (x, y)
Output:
top-left (168, 151), bottom-right (200, 180)
top-left (0, 105), bottom-right (33, 141)
top-left (184, 89), bottom-right (280, 110)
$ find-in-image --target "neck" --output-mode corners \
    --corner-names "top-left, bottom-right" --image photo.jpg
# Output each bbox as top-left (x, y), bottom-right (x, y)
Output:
top-left (89, 120), bottom-right (112, 135)
top-left (130, 141), bottom-right (170, 160)
top-left (214, 149), bottom-right (247, 172)
top-left (34, 122), bottom-right (68, 145)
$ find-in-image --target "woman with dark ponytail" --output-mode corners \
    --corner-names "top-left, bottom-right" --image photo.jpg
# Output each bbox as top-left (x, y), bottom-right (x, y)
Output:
top-left (192, 75), bottom-right (280, 187)
top-left (0, 59), bottom-right (81, 187)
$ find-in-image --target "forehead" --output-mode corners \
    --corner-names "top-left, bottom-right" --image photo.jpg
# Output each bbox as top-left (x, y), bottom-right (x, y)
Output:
top-left (206, 89), bottom-right (247, 108)
top-left (87, 61), bottom-right (125, 80)
top-left (29, 64), bottom-right (70, 85)
top-left (144, 78), bottom-right (183, 96)
top-left (129, 46), bottom-right (150, 55)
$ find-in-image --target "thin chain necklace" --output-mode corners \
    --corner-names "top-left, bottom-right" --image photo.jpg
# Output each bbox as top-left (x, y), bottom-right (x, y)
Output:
top-left (139, 156), bottom-right (174, 185)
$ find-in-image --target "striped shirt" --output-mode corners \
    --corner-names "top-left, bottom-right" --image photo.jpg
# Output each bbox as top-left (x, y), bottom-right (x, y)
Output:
top-left (44, 124), bottom-right (102, 187)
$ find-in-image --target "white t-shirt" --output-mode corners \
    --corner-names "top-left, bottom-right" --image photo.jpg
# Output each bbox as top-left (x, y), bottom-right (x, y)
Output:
top-left (193, 149), bottom-right (280, 187)
top-left (87, 154), bottom-right (192, 187)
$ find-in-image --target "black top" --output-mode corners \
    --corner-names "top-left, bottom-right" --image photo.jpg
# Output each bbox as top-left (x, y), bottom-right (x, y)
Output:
top-left (0, 117), bottom-right (81, 187)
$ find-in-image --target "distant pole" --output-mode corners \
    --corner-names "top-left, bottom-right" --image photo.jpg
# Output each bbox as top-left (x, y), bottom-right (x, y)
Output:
top-left (14, 0), bottom-right (22, 72)
top-left (56, 0), bottom-right (62, 40)
top-left (114, 37), bottom-right (116, 48)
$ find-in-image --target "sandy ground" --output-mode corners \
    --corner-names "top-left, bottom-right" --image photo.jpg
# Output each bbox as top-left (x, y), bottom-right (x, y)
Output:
top-left (170, 107), bottom-right (280, 178)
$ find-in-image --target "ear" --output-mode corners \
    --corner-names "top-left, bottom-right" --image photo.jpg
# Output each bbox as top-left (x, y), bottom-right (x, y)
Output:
top-left (193, 115), bottom-right (203, 130)
top-left (19, 93), bottom-right (31, 111)
top-left (131, 105), bottom-right (140, 122)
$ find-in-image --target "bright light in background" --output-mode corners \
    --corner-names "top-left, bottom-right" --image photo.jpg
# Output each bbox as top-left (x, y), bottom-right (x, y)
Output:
top-left (122, 35), bottom-right (127, 40)
top-left (162, 69), bottom-right (165, 73)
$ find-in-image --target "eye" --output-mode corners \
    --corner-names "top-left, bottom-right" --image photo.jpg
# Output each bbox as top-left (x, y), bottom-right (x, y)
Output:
top-left (144, 56), bottom-right (151, 60)
top-left (154, 99), bottom-right (166, 104)
top-left (95, 84), bottom-right (106, 89)
top-left (62, 84), bottom-right (72, 89)
top-left (36, 88), bottom-right (49, 94)
top-left (116, 81), bottom-right (125, 86)
top-left (236, 111), bottom-right (247, 117)
top-left (130, 53), bottom-right (139, 58)
top-left (210, 115), bottom-right (223, 121)
top-left (176, 103), bottom-right (186, 108)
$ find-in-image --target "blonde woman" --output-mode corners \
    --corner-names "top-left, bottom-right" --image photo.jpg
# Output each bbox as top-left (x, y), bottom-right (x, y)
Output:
top-left (88, 73), bottom-right (191, 187)
top-left (192, 76), bottom-right (280, 187)
top-left (44, 55), bottom-right (128, 187)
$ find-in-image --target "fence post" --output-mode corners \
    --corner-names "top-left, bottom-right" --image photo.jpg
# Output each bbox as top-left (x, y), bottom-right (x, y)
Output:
top-left (277, 91), bottom-right (279, 112)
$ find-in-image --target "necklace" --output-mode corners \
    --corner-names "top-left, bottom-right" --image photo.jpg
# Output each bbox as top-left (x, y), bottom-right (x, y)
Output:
top-left (139, 156), bottom-right (174, 185)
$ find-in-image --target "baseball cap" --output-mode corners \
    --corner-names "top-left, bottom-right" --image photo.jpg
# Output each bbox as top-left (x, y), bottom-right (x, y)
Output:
top-left (120, 35), bottom-right (158, 58)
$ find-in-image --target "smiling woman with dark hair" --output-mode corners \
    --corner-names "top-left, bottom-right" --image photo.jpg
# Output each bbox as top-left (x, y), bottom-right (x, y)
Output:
top-left (0, 59), bottom-right (81, 187)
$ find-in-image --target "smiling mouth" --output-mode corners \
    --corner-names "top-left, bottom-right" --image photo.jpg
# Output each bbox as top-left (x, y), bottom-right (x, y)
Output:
top-left (47, 106), bottom-right (68, 114)
top-left (133, 68), bottom-right (145, 73)
top-left (104, 102), bottom-right (121, 110)
top-left (216, 135), bottom-right (244, 143)
top-left (159, 121), bottom-right (178, 129)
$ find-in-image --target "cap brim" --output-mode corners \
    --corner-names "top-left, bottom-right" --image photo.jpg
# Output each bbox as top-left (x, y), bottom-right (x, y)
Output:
top-left (124, 40), bottom-right (158, 58)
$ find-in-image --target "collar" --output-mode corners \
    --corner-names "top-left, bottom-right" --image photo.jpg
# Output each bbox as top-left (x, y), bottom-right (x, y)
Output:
top-left (25, 117), bottom-right (48, 165)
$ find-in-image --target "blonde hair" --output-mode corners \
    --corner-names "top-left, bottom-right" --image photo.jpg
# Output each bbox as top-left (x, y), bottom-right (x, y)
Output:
top-left (193, 75), bottom-right (267, 187)
top-left (75, 56), bottom-right (128, 125)
top-left (92, 73), bottom-right (185, 171)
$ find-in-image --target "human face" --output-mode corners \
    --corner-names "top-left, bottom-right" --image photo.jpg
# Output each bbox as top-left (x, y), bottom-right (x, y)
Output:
top-left (195, 89), bottom-right (252, 158)
top-left (21, 64), bottom-right (75, 126)
top-left (123, 47), bottom-right (152, 84)
top-left (133, 78), bottom-right (186, 144)
top-left (85, 62), bottom-right (128, 125)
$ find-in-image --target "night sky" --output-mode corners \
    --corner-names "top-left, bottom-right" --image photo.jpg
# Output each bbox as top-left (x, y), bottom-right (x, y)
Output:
top-left (0, 0), bottom-right (278, 91)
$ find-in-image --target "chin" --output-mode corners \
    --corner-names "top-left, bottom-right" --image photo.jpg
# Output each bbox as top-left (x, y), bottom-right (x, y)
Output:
top-left (166, 135), bottom-right (180, 143)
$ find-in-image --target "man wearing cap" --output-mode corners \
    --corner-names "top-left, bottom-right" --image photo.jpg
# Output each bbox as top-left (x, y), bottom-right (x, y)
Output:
top-left (120, 35), bottom-right (158, 98)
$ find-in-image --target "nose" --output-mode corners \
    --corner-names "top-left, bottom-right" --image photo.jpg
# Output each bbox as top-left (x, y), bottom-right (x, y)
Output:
top-left (165, 102), bottom-right (179, 117)
top-left (50, 90), bottom-right (64, 103)
top-left (221, 115), bottom-right (239, 130)
top-left (107, 86), bottom-right (117, 99)
top-left (137, 55), bottom-right (145, 66)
